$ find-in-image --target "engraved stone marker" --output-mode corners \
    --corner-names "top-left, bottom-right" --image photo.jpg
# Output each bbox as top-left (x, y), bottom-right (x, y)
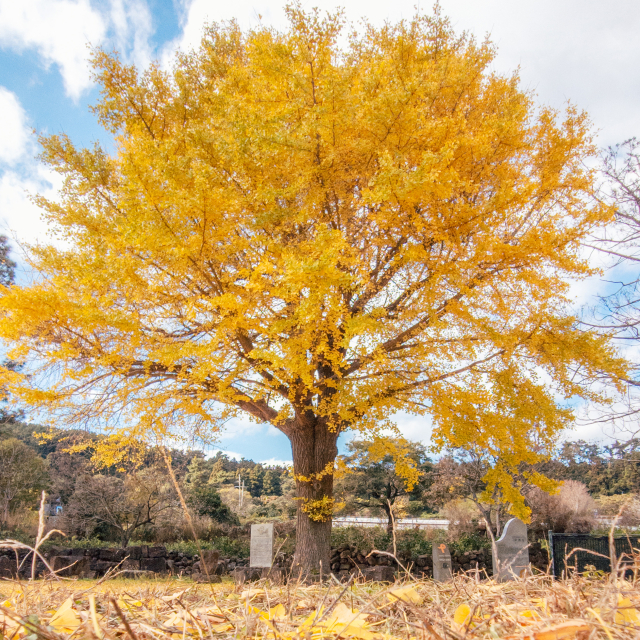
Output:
top-left (432, 542), bottom-right (452, 582)
top-left (493, 518), bottom-right (529, 581)
top-left (250, 523), bottom-right (274, 568)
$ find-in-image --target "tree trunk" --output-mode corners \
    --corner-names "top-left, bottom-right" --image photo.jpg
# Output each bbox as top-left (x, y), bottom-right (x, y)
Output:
top-left (383, 502), bottom-right (394, 535)
top-left (120, 528), bottom-right (131, 549)
top-left (289, 418), bottom-right (339, 578)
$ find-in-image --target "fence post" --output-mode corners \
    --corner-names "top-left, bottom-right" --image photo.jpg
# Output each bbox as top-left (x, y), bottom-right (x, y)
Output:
top-left (548, 530), bottom-right (554, 579)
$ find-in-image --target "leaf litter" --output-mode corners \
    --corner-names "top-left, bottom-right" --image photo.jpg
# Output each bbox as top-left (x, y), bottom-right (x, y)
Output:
top-left (0, 571), bottom-right (638, 639)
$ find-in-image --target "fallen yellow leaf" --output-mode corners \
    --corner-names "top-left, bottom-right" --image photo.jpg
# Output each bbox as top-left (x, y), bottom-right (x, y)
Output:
top-left (161, 590), bottom-right (188, 602)
top-left (453, 603), bottom-right (472, 626)
top-left (616, 596), bottom-right (640, 625)
top-left (530, 620), bottom-right (591, 640)
top-left (387, 586), bottom-right (421, 605)
top-left (49, 597), bottom-right (82, 633)
top-left (519, 609), bottom-right (541, 621)
top-left (324, 603), bottom-right (369, 628)
top-left (259, 604), bottom-right (286, 621)
top-left (0, 613), bottom-right (20, 632)
top-left (240, 588), bottom-right (263, 601)
top-left (321, 603), bottom-right (374, 640)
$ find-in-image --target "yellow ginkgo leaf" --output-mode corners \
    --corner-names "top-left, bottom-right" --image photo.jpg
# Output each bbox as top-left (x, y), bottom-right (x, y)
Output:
top-left (531, 620), bottom-right (591, 640)
top-left (616, 597), bottom-right (640, 625)
top-left (387, 586), bottom-right (421, 605)
top-left (317, 603), bottom-right (375, 640)
top-left (298, 607), bottom-right (325, 630)
top-left (0, 613), bottom-right (20, 632)
top-left (121, 596), bottom-right (143, 607)
top-left (161, 590), bottom-right (187, 602)
top-left (49, 597), bottom-right (81, 632)
top-left (519, 609), bottom-right (541, 620)
top-left (324, 603), bottom-right (369, 628)
top-left (453, 603), bottom-right (472, 626)
top-left (260, 604), bottom-right (286, 621)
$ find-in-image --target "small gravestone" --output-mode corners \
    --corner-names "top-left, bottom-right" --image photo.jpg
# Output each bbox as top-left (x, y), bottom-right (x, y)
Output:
top-left (432, 543), bottom-right (452, 582)
top-left (493, 518), bottom-right (530, 581)
top-left (250, 523), bottom-right (274, 568)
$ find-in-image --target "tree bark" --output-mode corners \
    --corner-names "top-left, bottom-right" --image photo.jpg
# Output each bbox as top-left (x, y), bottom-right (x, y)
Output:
top-left (382, 502), bottom-right (394, 535)
top-left (288, 418), bottom-right (339, 578)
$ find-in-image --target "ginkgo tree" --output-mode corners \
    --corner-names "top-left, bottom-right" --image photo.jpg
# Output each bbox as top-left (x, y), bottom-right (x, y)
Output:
top-left (0, 6), bottom-right (625, 572)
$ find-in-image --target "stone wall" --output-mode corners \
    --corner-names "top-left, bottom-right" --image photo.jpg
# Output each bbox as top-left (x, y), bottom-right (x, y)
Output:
top-left (0, 541), bottom-right (549, 580)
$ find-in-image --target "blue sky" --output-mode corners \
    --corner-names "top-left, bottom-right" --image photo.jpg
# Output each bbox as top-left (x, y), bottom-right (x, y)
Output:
top-left (1, 0), bottom-right (640, 462)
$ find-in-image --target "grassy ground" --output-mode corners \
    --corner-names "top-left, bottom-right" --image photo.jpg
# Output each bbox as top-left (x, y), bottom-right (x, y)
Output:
top-left (0, 572), bottom-right (638, 639)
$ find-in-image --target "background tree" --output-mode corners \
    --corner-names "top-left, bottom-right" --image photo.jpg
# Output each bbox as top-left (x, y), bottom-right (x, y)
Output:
top-left (424, 447), bottom-right (547, 546)
top-left (0, 438), bottom-right (49, 521)
top-left (581, 138), bottom-right (640, 435)
top-left (247, 466), bottom-right (265, 498)
top-left (336, 438), bottom-right (432, 532)
top-left (65, 468), bottom-right (174, 547)
top-left (262, 469), bottom-right (282, 496)
top-left (0, 236), bottom-right (16, 289)
top-left (525, 479), bottom-right (596, 536)
top-left (184, 457), bottom-right (237, 524)
top-left (46, 431), bottom-right (95, 504)
top-left (0, 235), bottom-right (22, 426)
top-left (0, 7), bottom-right (624, 572)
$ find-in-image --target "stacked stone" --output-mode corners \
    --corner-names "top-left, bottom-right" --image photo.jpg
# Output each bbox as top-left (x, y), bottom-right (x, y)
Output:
top-left (450, 548), bottom-right (493, 575)
top-left (35, 546), bottom-right (281, 579)
top-left (0, 538), bottom-right (547, 581)
top-left (329, 544), bottom-right (394, 574)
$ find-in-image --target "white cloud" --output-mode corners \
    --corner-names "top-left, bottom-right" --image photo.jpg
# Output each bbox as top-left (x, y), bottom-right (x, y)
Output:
top-left (108, 0), bottom-right (154, 71)
top-left (259, 457), bottom-right (292, 467)
top-left (0, 88), bottom-right (30, 165)
top-left (218, 418), bottom-right (266, 441)
top-left (0, 0), bottom-right (106, 100)
top-left (0, 165), bottom-right (62, 254)
top-left (167, 0), bottom-right (640, 146)
top-left (0, 87), bottom-right (61, 252)
top-left (165, 0), bottom-right (274, 61)
top-left (0, 0), bottom-right (155, 100)
top-left (207, 448), bottom-right (243, 461)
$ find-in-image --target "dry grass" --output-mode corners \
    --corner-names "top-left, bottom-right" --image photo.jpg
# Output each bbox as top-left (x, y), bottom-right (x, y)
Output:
top-left (0, 571), bottom-right (638, 639)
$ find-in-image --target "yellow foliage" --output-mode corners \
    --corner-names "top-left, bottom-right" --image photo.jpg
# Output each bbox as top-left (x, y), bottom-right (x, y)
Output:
top-left (359, 437), bottom-right (423, 491)
top-left (293, 461), bottom-right (336, 484)
top-left (300, 496), bottom-right (344, 522)
top-left (0, 5), bottom-right (627, 535)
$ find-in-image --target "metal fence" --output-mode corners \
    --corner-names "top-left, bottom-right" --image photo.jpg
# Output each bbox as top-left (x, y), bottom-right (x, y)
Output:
top-left (548, 532), bottom-right (640, 578)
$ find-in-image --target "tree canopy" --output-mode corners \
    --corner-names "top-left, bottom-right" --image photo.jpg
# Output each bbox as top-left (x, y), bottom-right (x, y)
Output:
top-left (0, 6), bottom-right (625, 570)
top-left (336, 438), bottom-right (433, 531)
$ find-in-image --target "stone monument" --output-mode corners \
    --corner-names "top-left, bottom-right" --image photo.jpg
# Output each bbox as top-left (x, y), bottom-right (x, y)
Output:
top-left (493, 518), bottom-right (530, 581)
top-left (250, 523), bottom-right (274, 568)
top-left (432, 542), bottom-right (452, 582)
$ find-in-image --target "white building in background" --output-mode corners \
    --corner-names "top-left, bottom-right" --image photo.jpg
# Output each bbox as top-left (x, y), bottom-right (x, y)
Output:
top-left (332, 516), bottom-right (449, 530)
